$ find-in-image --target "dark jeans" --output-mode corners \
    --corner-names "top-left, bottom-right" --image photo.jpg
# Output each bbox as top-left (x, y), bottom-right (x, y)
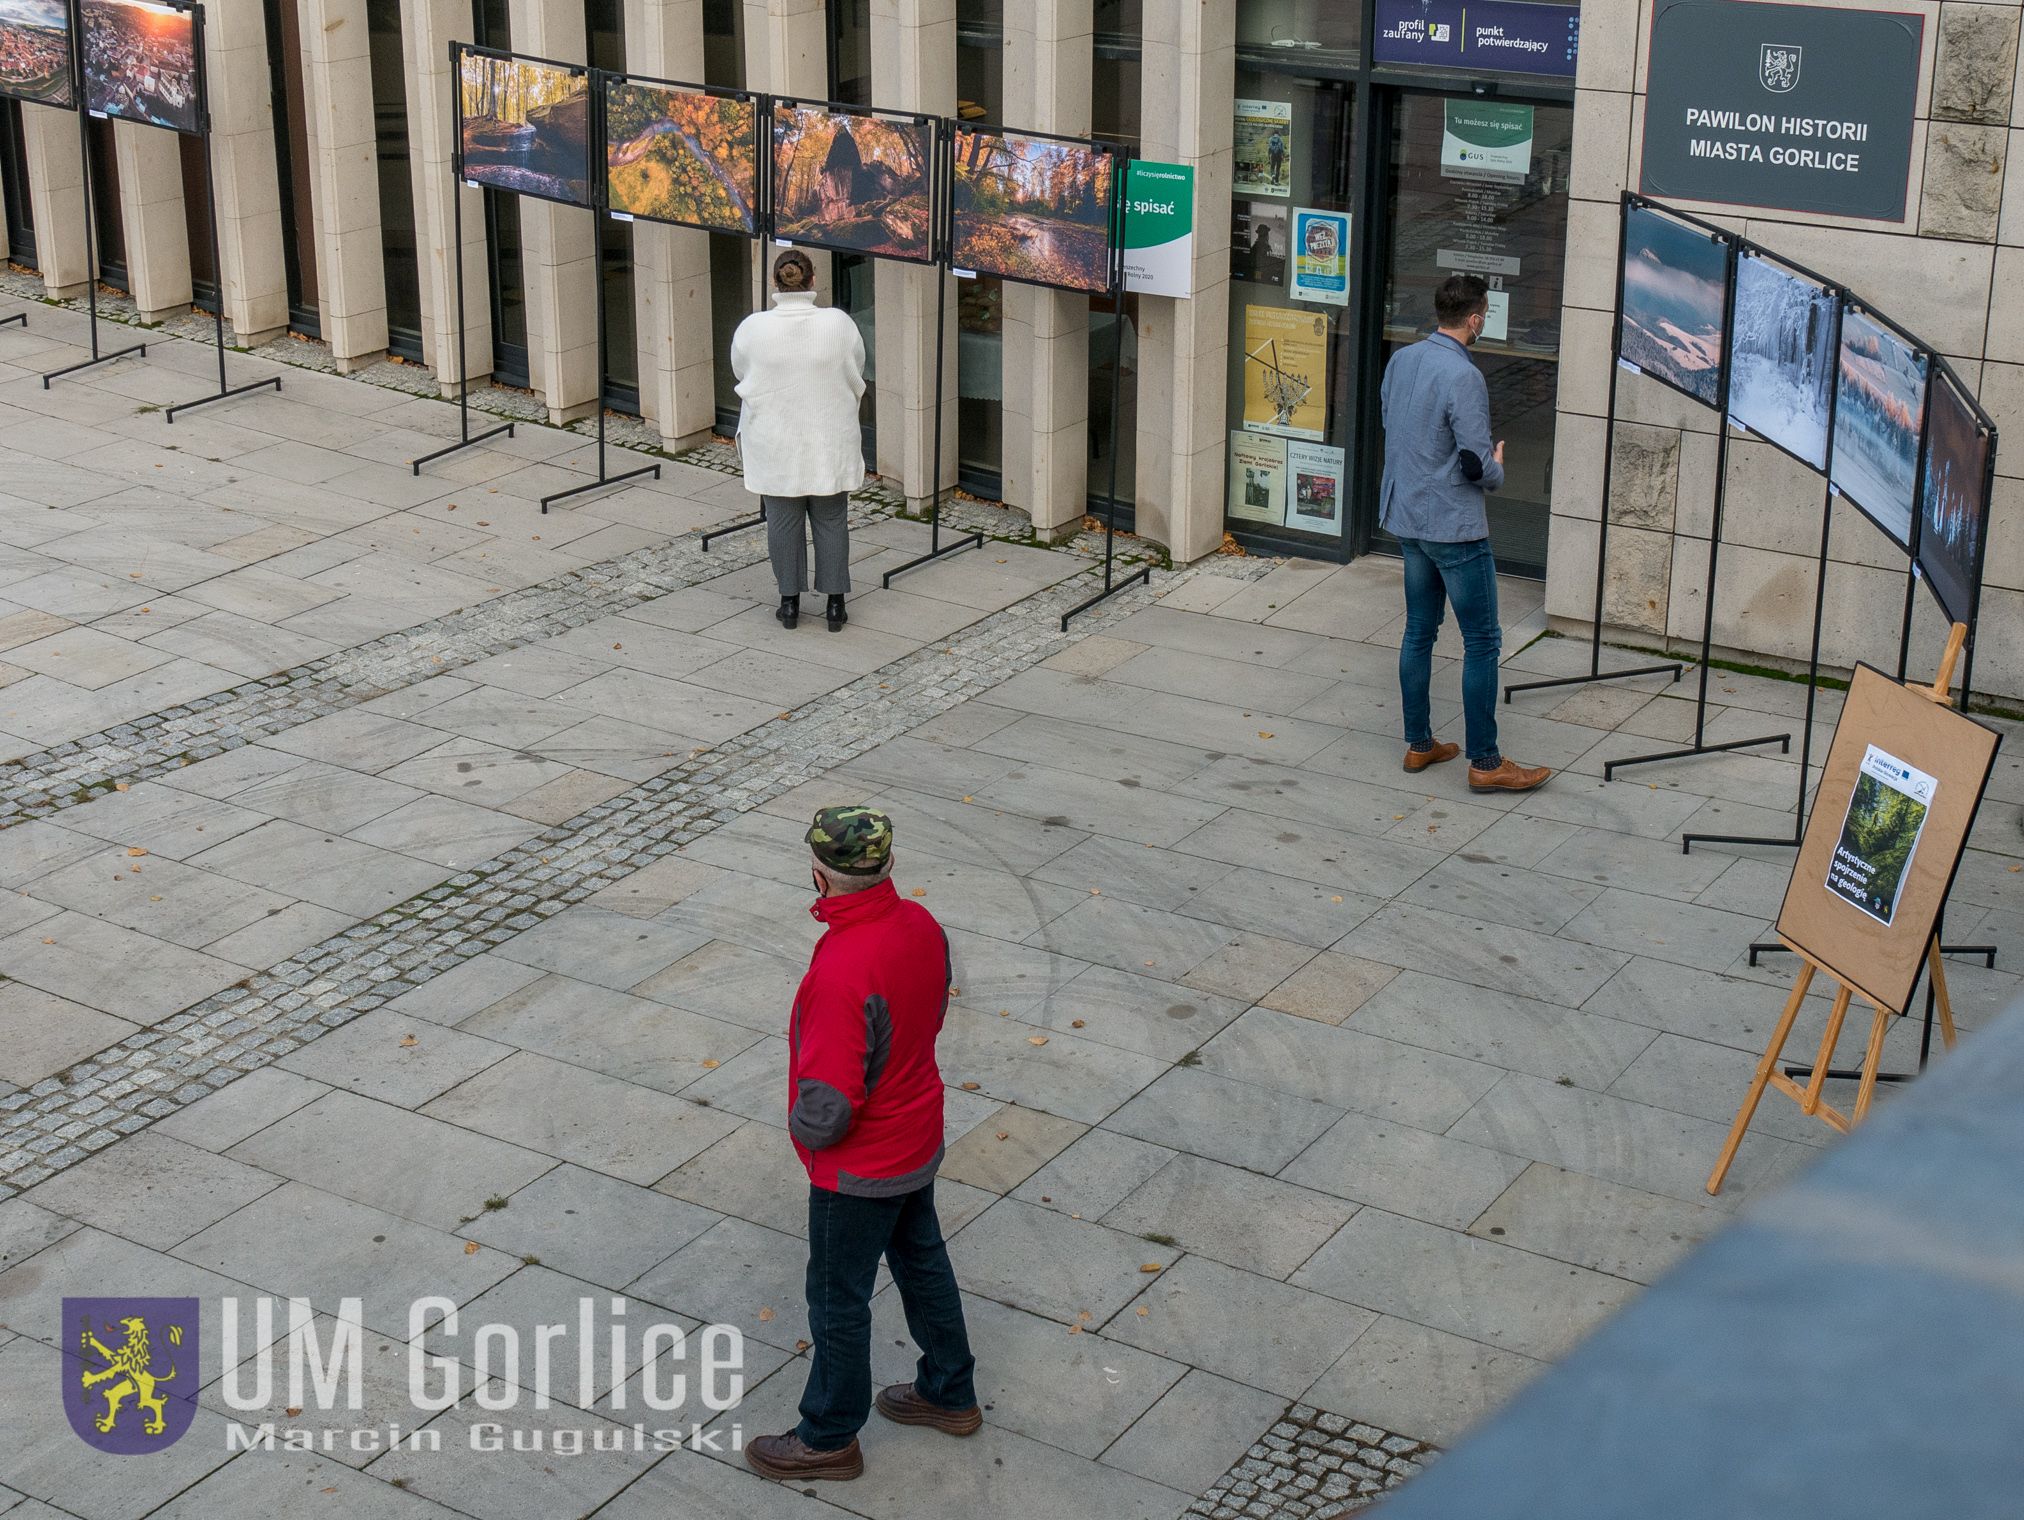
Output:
top-left (797, 1181), bottom-right (976, 1450)
top-left (1397, 534), bottom-right (1502, 764)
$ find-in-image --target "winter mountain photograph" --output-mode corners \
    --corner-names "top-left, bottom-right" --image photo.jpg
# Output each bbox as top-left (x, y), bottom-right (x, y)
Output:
top-left (1618, 203), bottom-right (1728, 407)
top-left (1831, 308), bottom-right (1927, 549)
top-left (1727, 252), bottom-right (1836, 469)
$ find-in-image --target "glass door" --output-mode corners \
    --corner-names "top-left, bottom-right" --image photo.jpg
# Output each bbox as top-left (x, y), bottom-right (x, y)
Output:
top-left (262, 0), bottom-right (318, 332)
top-left (1372, 89), bottom-right (1571, 576)
top-left (1, 102), bottom-right (36, 266)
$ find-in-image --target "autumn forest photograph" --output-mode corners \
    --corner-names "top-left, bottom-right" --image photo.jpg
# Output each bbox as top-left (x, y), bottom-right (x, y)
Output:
top-left (952, 127), bottom-right (1115, 293)
top-left (605, 81), bottom-right (758, 235)
top-left (771, 105), bottom-right (933, 262)
top-left (459, 50), bottom-right (590, 207)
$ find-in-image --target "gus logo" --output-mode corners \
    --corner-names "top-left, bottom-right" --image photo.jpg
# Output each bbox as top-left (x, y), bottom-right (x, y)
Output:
top-left (62, 1298), bottom-right (200, 1454)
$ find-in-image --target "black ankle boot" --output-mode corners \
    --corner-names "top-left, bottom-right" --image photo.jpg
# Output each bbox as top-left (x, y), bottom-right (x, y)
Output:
top-left (825, 595), bottom-right (847, 632)
top-left (776, 596), bottom-right (799, 629)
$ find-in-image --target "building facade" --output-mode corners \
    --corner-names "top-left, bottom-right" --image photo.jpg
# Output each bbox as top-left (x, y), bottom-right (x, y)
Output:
top-left (0, 0), bottom-right (2016, 698)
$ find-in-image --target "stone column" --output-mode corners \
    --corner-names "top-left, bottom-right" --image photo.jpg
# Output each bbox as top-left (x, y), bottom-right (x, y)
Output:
top-left (1132, 0), bottom-right (1232, 563)
top-left (402, 0), bottom-right (490, 389)
top-left (111, 124), bottom-right (193, 321)
top-left (509, 0), bottom-right (598, 422)
top-left (627, 0), bottom-right (717, 445)
top-left (202, 0), bottom-right (291, 343)
top-left (744, 0), bottom-right (830, 309)
top-left (998, 0), bottom-right (1091, 534)
top-left (299, 0), bottom-right (391, 369)
top-left (870, 0), bottom-right (956, 509)
top-left (21, 106), bottom-right (89, 298)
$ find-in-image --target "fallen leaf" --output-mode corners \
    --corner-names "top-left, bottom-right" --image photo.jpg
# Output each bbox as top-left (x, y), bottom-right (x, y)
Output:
top-left (757, 1307), bottom-right (775, 1322)
top-left (41, 937), bottom-right (53, 944)
top-left (399, 1034), bottom-right (419, 1048)
top-left (149, 895), bottom-right (161, 902)
top-left (464, 1241), bottom-right (479, 1255)
top-left (795, 1339), bottom-right (811, 1353)
top-left (961, 796), bottom-right (974, 804)
top-left (115, 782), bottom-right (130, 792)
top-left (1330, 896), bottom-right (1342, 903)
top-left (285, 1406), bottom-right (303, 1417)
top-left (960, 1081), bottom-right (981, 1090)
top-left (995, 1131), bottom-right (1009, 1141)
top-left (1258, 731), bottom-right (1275, 740)
top-left (949, 987), bottom-right (960, 996)
top-left (1068, 1324), bottom-right (1083, 1335)
top-left (613, 643), bottom-right (623, 651)
top-left (1071, 1019), bottom-right (1085, 1029)
top-left (1027, 1036), bottom-right (1049, 1046)
top-left (1392, 814), bottom-right (1406, 821)
top-left (911, 888), bottom-right (927, 897)
top-left (1139, 1263), bottom-right (1162, 1274)
top-left (998, 1010), bottom-right (1010, 1018)
top-left (1090, 888), bottom-right (1101, 896)
top-left (1136, 1305), bottom-right (1150, 1317)
top-left (127, 847), bottom-right (148, 858)
top-left (700, 1058), bottom-right (720, 1069)
top-left (1040, 1196), bottom-right (1052, 1203)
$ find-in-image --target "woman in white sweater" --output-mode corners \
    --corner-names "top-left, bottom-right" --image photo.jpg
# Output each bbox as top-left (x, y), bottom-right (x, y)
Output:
top-left (731, 250), bottom-right (867, 632)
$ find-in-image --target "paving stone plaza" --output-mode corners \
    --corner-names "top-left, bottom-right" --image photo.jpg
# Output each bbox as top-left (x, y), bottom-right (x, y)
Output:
top-left (1, 300), bottom-right (2021, 1520)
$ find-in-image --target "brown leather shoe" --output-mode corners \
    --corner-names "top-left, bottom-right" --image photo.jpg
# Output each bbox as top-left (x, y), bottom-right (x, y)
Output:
top-left (875, 1382), bottom-right (984, 1436)
top-left (1403, 741), bottom-right (1460, 774)
top-left (1468, 757), bottom-right (1553, 794)
top-left (744, 1430), bottom-right (864, 1481)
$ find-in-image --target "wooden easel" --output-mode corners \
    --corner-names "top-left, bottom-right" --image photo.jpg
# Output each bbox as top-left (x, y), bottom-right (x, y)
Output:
top-left (1705, 626), bottom-right (1969, 1196)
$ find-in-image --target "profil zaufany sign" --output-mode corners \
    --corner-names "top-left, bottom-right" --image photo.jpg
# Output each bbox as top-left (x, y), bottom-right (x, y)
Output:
top-left (1640, 0), bottom-right (1922, 221)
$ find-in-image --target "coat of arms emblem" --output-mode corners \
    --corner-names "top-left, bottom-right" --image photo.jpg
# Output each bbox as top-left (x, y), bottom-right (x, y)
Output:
top-left (1760, 43), bottom-right (1802, 92)
top-left (61, 1298), bottom-right (200, 1454)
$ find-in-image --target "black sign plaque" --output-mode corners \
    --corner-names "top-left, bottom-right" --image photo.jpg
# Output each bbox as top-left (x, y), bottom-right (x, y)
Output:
top-left (1641, 0), bottom-right (1922, 221)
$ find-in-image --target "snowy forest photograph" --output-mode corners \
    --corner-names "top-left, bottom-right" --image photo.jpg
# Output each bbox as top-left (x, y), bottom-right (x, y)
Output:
top-left (1617, 204), bottom-right (1727, 407)
top-left (1727, 253), bottom-right (1836, 469)
top-left (772, 105), bottom-right (932, 262)
top-left (1831, 308), bottom-right (1926, 549)
top-left (605, 82), bottom-right (757, 235)
top-left (951, 128), bottom-right (1115, 292)
top-left (1918, 371), bottom-right (1988, 622)
top-left (459, 51), bottom-right (589, 206)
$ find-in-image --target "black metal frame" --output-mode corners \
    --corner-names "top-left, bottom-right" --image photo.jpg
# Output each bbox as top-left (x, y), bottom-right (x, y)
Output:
top-left (1829, 301), bottom-right (1928, 557)
top-left (538, 69), bottom-right (659, 512)
top-left (1600, 207), bottom-right (1791, 780)
top-left (599, 73), bottom-right (761, 238)
top-left (411, 39), bottom-right (519, 473)
top-left (1501, 192), bottom-right (1684, 705)
top-left (946, 121), bottom-right (1121, 297)
top-left (767, 97), bottom-right (939, 267)
top-left (164, 2), bottom-right (283, 422)
top-left (0, 311), bottom-right (23, 327)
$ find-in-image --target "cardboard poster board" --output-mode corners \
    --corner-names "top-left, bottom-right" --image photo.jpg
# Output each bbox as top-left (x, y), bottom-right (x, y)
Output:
top-left (0, 0), bottom-right (74, 109)
top-left (1775, 664), bottom-right (2000, 1016)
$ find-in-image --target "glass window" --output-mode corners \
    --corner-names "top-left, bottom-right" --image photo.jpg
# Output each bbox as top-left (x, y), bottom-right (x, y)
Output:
top-left (1237, 0), bottom-right (1360, 69)
top-left (1377, 93), bottom-right (1570, 574)
top-left (586, 0), bottom-right (636, 409)
top-left (87, 120), bottom-right (125, 291)
top-left (0, 102), bottom-right (34, 266)
top-left (178, 135), bottom-right (216, 312)
top-left (367, 0), bottom-right (423, 359)
top-left (1222, 72), bottom-right (1356, 549)
top-left (262, 0), bottom-right (317, 331)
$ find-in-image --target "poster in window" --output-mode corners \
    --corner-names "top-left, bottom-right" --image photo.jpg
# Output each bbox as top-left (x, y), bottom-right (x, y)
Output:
top-left (458, 48), bottom-right (591, 207)
top-left (1287, 441), bottom-right (1345, 537)
top-left (1291, 208), bottom-right (1348, 306)
top-left (1916, 370), bottom-right (1990, 624)
top-left (79, 0), bottom-right (196, 135)
top-left (1830, 307), bottom-right (1926, 551)
top-left (1617, 201), bottom-right (1728, 408)
top-left (951, 127), bottom-right (1115, 293)
top-left (1825, 743), bottom-right (1937, 927)
top-left (771, 103), bottom-right (934, 263)
top-left (1228, 430), bottom-right (1287, 526)
top-left (0, 0), bottom-right (74, 109)
top-left (1231, 201), bottom-right (1287, 286)
top-left (1726, 252), bottom-right (1837, 471)
top-left (1241, 305), bottom-right (1328, 441)
top-left (1439, 100), bottom-right (1533, 182)
top-left (604, 80), bottom-right (758, 235)
top-left (1233, 99), bottom-right (1292, 197)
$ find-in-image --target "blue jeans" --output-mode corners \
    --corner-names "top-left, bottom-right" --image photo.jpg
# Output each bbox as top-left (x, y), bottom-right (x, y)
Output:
top-left (797, 1182), bottom-right (977, 1450)
top-left (1397, 535), bottom-right (1502, 764)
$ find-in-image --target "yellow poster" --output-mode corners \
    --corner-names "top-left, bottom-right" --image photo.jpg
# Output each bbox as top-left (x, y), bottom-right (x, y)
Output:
top-left (1242, 305), bottom-right (1328, 440)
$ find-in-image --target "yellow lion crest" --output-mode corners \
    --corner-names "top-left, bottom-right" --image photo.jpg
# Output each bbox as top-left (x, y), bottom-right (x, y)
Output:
top-left (79, 1314), bottom-right (182, 1436)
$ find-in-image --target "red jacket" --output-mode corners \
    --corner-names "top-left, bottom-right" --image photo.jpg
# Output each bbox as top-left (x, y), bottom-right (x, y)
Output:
top-left (787, 880), bottom-right (951, 1195)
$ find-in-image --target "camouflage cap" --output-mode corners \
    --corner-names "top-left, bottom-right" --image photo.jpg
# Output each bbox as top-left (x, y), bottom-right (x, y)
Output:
top-left (807, 806), bottom-right (894, 876)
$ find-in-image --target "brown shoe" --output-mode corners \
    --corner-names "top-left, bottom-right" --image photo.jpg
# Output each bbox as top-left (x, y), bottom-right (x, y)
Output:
top-left (1403, 741), bottom-right (1460, 774)
top-left (1468, 757), bottom-right (1553, 794)
top-left (744, 1430), bottom-right (864, 1481)
top-left (875, 1382), bottom-right (984, 1436)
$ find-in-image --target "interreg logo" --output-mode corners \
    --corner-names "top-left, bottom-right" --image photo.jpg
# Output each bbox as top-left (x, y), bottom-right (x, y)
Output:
top-left (1759, 43), bottom-right (1803, 93)
top-left (63, 1298), bottom-right (201, 1454)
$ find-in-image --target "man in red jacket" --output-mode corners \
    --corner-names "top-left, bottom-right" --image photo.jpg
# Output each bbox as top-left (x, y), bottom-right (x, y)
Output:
top-left (745, 806), bottom-right (981, 1483)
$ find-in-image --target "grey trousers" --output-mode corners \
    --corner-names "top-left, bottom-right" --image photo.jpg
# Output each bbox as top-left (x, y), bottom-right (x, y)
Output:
top-left (764, 494), bottom-right (851, 598)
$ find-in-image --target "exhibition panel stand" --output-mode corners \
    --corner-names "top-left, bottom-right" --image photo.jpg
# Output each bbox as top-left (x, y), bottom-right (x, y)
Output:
top-left (1501, 193), bottom-right (1683, 705)
top-left (410, 40), bottom-right (523, 475)
top-left (1600, 197), bottom-right (1790, 780)
top-left (1, 313), bottom-right (25, 329)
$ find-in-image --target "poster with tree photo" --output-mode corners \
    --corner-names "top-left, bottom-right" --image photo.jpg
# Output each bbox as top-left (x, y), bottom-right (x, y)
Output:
top-left (459, 48), bottom-right (591, 206)
top-left (604, 80), bottom-right (758, 235)
top-left (951, 127), bottom-right (1115, 293)
top-left (1825, 743), bottom-right (1937, 927)
top-left (772, 104), bottom-right (933, 262)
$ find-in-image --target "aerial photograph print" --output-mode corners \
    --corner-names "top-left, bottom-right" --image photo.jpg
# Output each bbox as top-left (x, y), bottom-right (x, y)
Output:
top-left (1618, 202), bottom-right (1728, 407)
top-left (951, 127), bottom-right (1115, 293)
top-left (79, 0), bottom-right (195, 134)
top-left (605, 81), bottom-right (758, 235)
top-left (0, 0), bottom-right (74, 109)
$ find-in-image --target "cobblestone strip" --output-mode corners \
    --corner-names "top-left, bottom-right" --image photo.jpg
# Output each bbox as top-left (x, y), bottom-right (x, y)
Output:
top-left (0, 556), bottom-right (1215, 1196)
top-left (1187, 1404), bottom-right (1438, 1519)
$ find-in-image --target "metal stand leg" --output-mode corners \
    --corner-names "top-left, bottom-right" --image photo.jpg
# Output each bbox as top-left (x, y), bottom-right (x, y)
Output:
top-left (43, 104), bottom-right (146, 387)
top-left (1, 312), bottom-right (25, 328)
top-left (1060, 245), bottom-right (1148, 630)
top-left (411, 46), bottom-right (515, 475)
top-left (702, 501), bottom-right (767, 549)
